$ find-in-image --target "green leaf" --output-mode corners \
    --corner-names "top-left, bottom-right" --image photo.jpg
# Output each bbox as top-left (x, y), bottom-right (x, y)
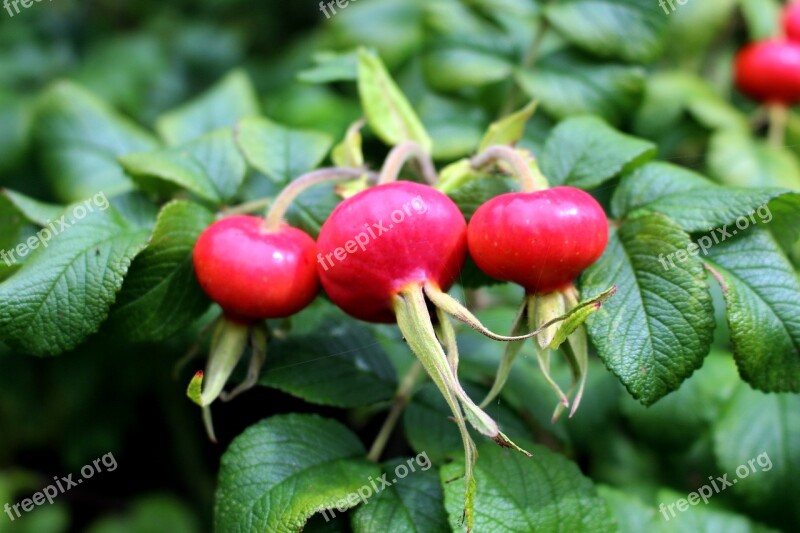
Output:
top-left (34, 81), bottom-right (159, 202)
top-left (545, 0), bottom-right (667, 63)
top-left (597, 486), bottom-right (661, 533)
top-left (0, 207), bottom-right (150, 356)
top-left (447, 176), bottom-right (518, 222)
top-left (619, 350), bottom-right (739, 450)
top-left (712, 385), bottom-right (800, 524)
top-left (516, 53), bottom-right (646, 126)
top-left (260, 322), bottom-right (397, 408)
top-left (707, 131), bottom-right (800, 189)
top-left (739, 0), bottom-right (782, 40)
top-left (540, 116), bottom-right (655, 189)
top-left (705, 229), bottom-right (800, 392)
top-left (631, 187), bottom-right (795, 234)
top-left (0, 91), bottom-right (33, 174)
top-left (298, 50), bottom-right (359, 84)
top-left (85, 495), bottom-right (199, 533)
top-left (235, 116), bottom-right (333, 184)
top-left (1, 189), bottom-right (65, 227)
top-left (423, 47), bottom-right (513, 92)
top-left (351, 458), bottom-right (448, 533)
top-left (357, 49), bottom-right (432, 151)
top-left (120, 128), bottom-right (247, 203)
top-left (611, 162), bottom-right (714, 219)
top-left (654, 488), bottom-right (778, 532)
top-left (214, 414), bottom-right (380, 531)
top-left (440, 440), bottom-right (614, 532)
top-left (106, 201), bottom-right (213, 343)
top-left (478, 100), bottom-right (537, 152)
top-left (579, 213), bottom-right (715, 405)
top-left (156, 69), bottom-right (259, 146)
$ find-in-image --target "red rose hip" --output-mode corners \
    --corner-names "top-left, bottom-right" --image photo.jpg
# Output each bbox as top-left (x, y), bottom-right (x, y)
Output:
top-left (193, 215), bottom-right (319, 323)
top-left (467, 186), bottom-right (608, 294)
top-left (735, 40), bottom-right (800, 104)
top-left (316, 181), bottom-right (467, 323)
top-left (784, 2), bottom-right (800, 42)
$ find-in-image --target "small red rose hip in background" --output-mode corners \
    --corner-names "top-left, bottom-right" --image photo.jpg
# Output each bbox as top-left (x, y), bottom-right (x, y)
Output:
top-left (467, 186), bottom-right (608, 294)
top-left (193, 215), bottom-right (319, 323)
top-left (734, 40), bottom-right (800, 105)
top-left (784, 1), bottom-right (800, 42)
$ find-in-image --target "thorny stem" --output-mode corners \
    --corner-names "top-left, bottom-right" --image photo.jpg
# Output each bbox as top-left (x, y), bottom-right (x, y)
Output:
top-left (378, 141), bottom-right (438, 185)
top-left (263, 167), bottom-right (377, 230)
top-left (367, 361), bottom-right (424, 462)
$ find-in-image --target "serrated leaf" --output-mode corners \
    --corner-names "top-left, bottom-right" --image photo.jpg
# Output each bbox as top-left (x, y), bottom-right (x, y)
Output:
top-left (705, 229), bottom-right (800, 392)
top-left (156, 69), bottom-right (259, 146)
top-left (545, 0), bottom-right (667, 63)
top-left (540, 116), bottom-right (655, 189)
top-left (633, 188), bottom-right (794, 234)
top-left (440, 440), bottom-right (614, 532)
top-left (120, 128), bottom-right (247, 203)
top-left (579, 213), bottom-right (715, 405)
top-left (611, 162), bottom-right (713, 219)
top-left (516, 52), bottom-right (645, 126)
top-left (0, 207), bottom-right (150, 355)
top-left (478, 100), bottom-right (537, 152)
top-left (712, 386), bottom-right (800, 524)
top-left (235, 116), bottom-right (333, 184)
top-left (214, 414), bottom-right (380, 531)
top-left (357, 49), bottom-right (432, 151)
top-left (351, 458), bottom-right (448, 533)
top-left (106, 200), bottom-right (213, 342)
top-left (34, 81), bottom-right (159, 202)
top-left (260, 322), bottom-right (397, 408)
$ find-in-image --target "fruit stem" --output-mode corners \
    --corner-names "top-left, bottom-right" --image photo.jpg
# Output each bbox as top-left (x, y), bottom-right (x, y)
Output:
top-left (264, 167), bottom-right (376, 231)
top-left (471, 145), bottom-right (547, 193)
top-left (222, 197), bottom-right (273, 216)
top-left (378, 141), bottom-right (438, 185)
top-left (367, 360), bottom-right (423, 463)
top-left (768, 104), bottom-right (788, 148)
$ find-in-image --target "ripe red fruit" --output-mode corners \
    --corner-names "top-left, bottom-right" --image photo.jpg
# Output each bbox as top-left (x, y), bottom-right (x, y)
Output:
top-left (316, 181), bottom-right (467, 323)
top-left (734, 40), bottom-right (800, 104)
top-left (467, 186), bottom-right (608, 294)
top-left (784, 2), bottom-right (800, 42)
top-left (193, 215), bottom-right (319, 323)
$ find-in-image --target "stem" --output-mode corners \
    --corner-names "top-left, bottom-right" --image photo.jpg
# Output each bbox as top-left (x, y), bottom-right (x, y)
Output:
top-left (378, 141), bottom-right (438, 185)
top-left (471, 145), bottom-right (546, 193)
top-left (222, 197), bottom-right (273, 216)
top-left (367, 361), bottom-right (423, 462)
top-left (768, 104), bottom-right (788, 148)
top-left (499, 17), bottom-right (548, 117)
top-left (264, 167), bottom-right (375, 230)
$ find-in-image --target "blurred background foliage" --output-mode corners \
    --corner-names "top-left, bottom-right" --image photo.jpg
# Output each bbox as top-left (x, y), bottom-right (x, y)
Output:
top-left (0, 0), bottom-right (798, 531)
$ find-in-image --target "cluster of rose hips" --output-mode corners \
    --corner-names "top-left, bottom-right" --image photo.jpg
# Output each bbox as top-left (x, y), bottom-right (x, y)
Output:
top-left (735, 2), bottom-right (800, 106)
top-left (188, 140), bottom-right (610, 512)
